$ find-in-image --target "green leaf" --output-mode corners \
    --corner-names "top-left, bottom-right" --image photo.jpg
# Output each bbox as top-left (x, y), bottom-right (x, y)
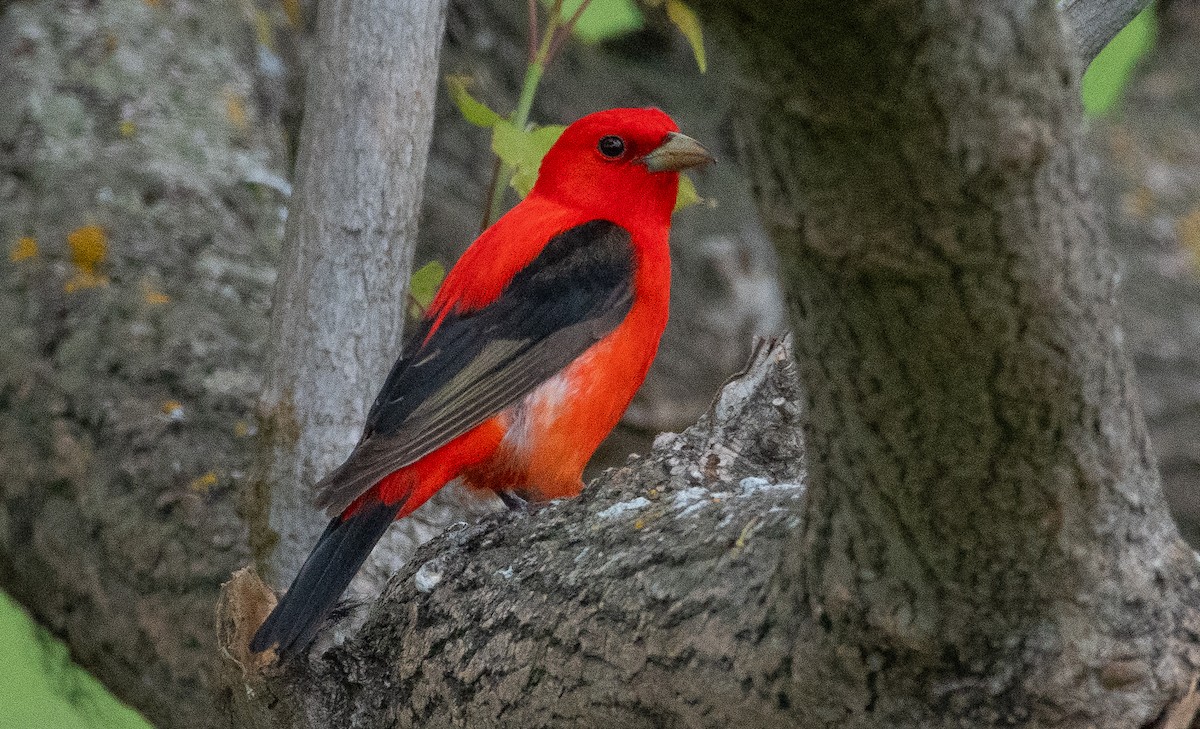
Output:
top-left (492, 121), bottom-right (567, 198)
top-left (674, 173), bottom-right (701, 213)
top-left (0, 591), bottom-right (151, 729)
top-left (409, 260), bottom-right (445, 310)
top-left (445, 74), bottom-right (501, 128)
top-left (666, 0), bottom-right (706, 73)
top-left (1081, 6), bottom-right (1155, 117)
top-left (561, 0), bottom-right (644, 43)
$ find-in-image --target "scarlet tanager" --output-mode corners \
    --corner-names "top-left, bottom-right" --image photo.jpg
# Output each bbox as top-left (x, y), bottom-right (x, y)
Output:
top-left (251, 107), bottom-right (713, 657)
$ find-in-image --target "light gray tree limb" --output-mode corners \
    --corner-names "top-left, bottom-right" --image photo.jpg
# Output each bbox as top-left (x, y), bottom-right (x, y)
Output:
top-left (256, 0), bottom-right (453, 588)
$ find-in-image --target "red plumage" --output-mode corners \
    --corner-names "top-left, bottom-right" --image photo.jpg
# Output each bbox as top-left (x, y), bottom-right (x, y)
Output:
top-left (252, 107), bottom-right (712, 657)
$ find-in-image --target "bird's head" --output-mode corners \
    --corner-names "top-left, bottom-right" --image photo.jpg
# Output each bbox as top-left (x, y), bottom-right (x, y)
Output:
top-left (531, 107), bottom-right (713, 227)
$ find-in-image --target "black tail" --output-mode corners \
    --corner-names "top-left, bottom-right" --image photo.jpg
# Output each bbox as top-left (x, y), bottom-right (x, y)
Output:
top-left (250, 499), bottom-right (400, 658)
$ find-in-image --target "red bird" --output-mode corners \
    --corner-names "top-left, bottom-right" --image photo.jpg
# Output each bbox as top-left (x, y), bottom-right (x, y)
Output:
top-left (251, 107), bottom-right (712, 657)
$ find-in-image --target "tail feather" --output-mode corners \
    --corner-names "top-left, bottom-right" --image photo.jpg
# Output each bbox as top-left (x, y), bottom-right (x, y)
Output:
top-left (250, 498), bottom-right (401, 658)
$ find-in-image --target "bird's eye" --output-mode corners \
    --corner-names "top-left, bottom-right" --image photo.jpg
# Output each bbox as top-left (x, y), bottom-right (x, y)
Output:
top-left (598, 135), bottom-right (625, 159)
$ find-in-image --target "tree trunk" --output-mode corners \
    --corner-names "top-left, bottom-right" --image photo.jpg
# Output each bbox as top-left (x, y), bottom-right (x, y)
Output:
top-left (712, 0), bottom-right (1194, 722)
top-left (0, 1), bottom-right (290, 727)
top-left (252, 0), bottom-right (451, 591)
top-left (218, 0), bottom-right (1200, 727)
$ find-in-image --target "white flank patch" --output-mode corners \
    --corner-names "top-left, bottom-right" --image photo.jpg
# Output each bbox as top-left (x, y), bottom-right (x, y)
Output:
top-left (503, 373), bottom-right (576, 454)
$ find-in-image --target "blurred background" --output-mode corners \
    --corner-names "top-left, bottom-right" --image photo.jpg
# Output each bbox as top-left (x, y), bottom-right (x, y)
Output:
top-left (0, 0), bottom-right (1194, 725)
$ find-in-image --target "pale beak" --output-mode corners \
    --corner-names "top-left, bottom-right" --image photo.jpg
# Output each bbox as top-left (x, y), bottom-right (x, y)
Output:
top-left (642, 132), bottom-right (715, 172)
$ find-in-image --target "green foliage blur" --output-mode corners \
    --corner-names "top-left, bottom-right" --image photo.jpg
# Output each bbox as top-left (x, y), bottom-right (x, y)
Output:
top-left (0, 592), bottom-right (149, 729)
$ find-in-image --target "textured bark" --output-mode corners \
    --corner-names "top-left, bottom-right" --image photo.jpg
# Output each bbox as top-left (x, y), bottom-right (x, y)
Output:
top-left (714, 0), bottom-right (1197, 722)
top-left (218, 1), bottom-right (1200, 728)
top-left (254, 0), bottom-right (451, 590)
top-left (0, 1), bottom-right (290, 727)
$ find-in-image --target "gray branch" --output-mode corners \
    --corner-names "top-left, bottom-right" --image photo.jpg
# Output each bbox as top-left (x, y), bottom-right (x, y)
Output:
top-left (1062, 0), bottom-right (1152, 64)
top-left (256, 0), bottom-right (453, 589)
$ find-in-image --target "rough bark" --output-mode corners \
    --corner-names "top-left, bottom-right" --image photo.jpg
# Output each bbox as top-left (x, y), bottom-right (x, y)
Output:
top-left (0, 1), bottom-right (289, 727)
top-left (253, 0), bottom-right (451, 590)
top-left (218, 1), bottom-right (1200, 727)
top-left (713, 0), bottom-right (1196, 722)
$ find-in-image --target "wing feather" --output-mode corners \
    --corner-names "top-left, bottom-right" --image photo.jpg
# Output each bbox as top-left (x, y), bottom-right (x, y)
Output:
top-left (313, 221), bottom-right (635, 515)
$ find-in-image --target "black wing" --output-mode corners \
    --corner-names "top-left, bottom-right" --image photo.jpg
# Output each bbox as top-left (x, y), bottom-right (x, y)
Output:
top-left (313, 220), bottom-right (635, 515)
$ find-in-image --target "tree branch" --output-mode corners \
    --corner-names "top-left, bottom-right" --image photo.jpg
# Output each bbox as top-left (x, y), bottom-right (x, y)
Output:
top-left (255, 0), bottom-right (454, 590)
top-left (1061, 0), bottom-right (1152, 65)
top-left (219, 338), bottom-right (809, 728)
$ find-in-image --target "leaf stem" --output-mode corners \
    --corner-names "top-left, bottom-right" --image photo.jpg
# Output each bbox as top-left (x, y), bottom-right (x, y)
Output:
top-left (547, 0), bottom-right (593, 64)
top-left (526, 0), bottom-right (538, 64)
top-left (481, 5), bottom-right (560, 229)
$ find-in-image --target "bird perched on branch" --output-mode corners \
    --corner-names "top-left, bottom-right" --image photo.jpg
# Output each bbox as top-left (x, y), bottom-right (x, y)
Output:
top-left (251, 107), bottom-right (713, 658)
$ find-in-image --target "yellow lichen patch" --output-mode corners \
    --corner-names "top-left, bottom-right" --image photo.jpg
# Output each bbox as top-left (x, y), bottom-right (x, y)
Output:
top-left (141, 279), bottom-right (169, 305)
top-left (9, 236), bottom-right (37, 262)
top-left (162, 399), bottom-right (185, 420)
top-left (233, 420), bottom-right (253, 438)
top-left (633, 518), bottom-right (645, 530)
top-left (67, 224), bottom-right (107, 273)
top-left (119, 120), bottom-right (137, 138)
top-left (1179, 207), bottom-right (1200, 266)
top-left (734, 517), bottom-right (760, 550)
top-left (64, 224), bottom-right (109, 292)
top-left (189, 471), bottom-right (218, 493)
top-left (224, 88), bottom-right (249, 132)
top-left (281, 0), bottom-right (301, 26)
top-left (143, 0), bottom-right (162, 8)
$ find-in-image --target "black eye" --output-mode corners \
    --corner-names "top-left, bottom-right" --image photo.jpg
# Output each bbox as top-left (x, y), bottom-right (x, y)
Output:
top-left (598, 135), bottom-right (625, 158)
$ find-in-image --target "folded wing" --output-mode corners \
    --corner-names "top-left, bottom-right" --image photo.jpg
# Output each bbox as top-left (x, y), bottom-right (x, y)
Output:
top-left (313, 219), bottom-right (635, 515)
